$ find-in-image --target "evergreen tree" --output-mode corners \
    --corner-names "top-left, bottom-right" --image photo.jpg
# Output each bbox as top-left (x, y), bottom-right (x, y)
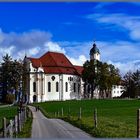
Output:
top-left (0, 54), bottom-right (24, 103)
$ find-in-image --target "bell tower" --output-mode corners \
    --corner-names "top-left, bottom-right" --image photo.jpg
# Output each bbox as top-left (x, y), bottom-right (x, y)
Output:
top-left (90, 42), bottom-right (100, 61)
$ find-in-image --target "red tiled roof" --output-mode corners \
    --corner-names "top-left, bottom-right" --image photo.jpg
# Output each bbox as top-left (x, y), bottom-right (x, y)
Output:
top-left (43, 67), bottom-right (77, 75)
top-left (27, 51), bottom-right (83, 75)
top-left (28, 58), bottom-right (40, 68)
top-left (74, 65), bottom-right (84, 75)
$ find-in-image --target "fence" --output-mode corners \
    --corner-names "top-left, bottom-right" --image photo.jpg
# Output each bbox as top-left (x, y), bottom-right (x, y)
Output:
top-left (53, 107), bottom-right (98, 128)
top-left (0, 106), bottom-right (32, 138)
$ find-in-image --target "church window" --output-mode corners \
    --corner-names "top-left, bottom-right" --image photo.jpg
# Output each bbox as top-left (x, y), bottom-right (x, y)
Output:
top-left (78, 84), bottom-right (80, 93)
top-left (74, 83), bottom-right (76, 92)
top-left (33, 82), bottom-right (36, 92)
top-left (66, 82), bottom-right (68, 92)
top-left (56, 82), bottom-right (59, 92)
top-left (48, 82), bottom-right (51, 92)
top-left (51, 76), bottom-right (55, 81)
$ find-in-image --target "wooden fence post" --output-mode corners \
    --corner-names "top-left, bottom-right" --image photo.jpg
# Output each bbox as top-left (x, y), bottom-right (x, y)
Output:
top-left (137, 109), bottom-right (140, 138)
top-left (61, 108), bottom-right (63, 117)
top-left (9, 120), bottom-right (13, 138)
top-left (58, 111), bottom-right (59, 117)
top-left (55, 112), bottom-right (56, 117)
top-left (78, 107), bottom-right (82, 120)
top-left (94, 108), bottom-right (97, 128)
top-left (3, 117), bottom-right (6, 138)
top-left (18, 113), bottom-right (21, 132)
top-left (15, 115), bottom-right (18, 137)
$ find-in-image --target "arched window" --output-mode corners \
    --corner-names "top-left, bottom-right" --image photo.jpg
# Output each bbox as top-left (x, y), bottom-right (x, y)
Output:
top-left (48, 82), bottom-right (51, 92)
top-left (65, 82), bottom-right (68, 92)
top-left (33, 82), bottom-right (36, 92)
top-left (74, 83), bottom-right (76, 92)
top-left (56, 82), bottom-right (59, 92)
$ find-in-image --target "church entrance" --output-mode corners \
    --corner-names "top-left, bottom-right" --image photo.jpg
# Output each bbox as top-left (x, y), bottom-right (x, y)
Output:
top-left (33, 95), bottom-right (37, 102)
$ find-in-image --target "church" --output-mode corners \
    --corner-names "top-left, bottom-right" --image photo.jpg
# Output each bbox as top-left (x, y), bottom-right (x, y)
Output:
top-left (25, 42), bottom-right (123, 103)
top-left (24, 42), bottom-right (100, 103)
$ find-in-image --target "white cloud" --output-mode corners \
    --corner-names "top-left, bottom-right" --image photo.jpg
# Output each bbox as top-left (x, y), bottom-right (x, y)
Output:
top-left (107, 60), bottom-right (140, 76)
top-left (28, 47), bottom-right (40, 56)
top-left (86, 13), bottom-right (140, 40)
top-left (0, 45), bottom-right (15, 56)
top-left (67, 55), bottom-right (87, 66)
top-left (44, 41), bottom-right (66, 54)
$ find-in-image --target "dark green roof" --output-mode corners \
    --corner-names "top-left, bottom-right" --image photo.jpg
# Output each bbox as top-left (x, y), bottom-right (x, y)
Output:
top-left (90, 43), bottom-right (100, 55)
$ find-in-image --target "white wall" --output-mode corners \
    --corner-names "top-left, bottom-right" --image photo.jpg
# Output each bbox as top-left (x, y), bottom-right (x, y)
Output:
top-left (111, 85), bottom-right (124, 98)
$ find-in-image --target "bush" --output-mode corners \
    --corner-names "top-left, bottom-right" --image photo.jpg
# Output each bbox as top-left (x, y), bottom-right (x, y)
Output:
top-left (5, 94), bottom-right (15, 104)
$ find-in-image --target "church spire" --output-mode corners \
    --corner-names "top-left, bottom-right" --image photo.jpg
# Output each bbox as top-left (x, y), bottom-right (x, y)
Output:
top-left (90, 41), bottom-right (100, 61)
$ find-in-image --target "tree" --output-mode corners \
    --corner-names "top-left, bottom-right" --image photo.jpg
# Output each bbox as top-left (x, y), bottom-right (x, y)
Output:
top-left (0, 54), bottom-right (24, 103)
top-left (122, 70), bottom-right (140, 98)
top-left (82, 60), bottom-right (121, 99)
top-left (82, 59), bottom-right (101, 98)
top-left (0, 54), bottom-right (13, 102)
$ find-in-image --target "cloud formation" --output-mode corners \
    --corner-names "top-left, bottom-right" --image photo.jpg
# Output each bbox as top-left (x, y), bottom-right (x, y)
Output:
top-left (0, 29), bottom-right (52, 59)
top-left (86, 13), bottom-right (140, 41)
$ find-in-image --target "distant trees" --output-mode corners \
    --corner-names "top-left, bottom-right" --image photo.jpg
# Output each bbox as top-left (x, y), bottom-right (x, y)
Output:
top-left (82, 60), bottom-right (121, 98)
top-left (122, 70), bottom-right (140, 98)
top-left (0, 54), bottom-right (25, 103)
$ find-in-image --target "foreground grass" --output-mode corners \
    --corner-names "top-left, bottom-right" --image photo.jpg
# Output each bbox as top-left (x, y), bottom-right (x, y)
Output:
top-left (33, 99), bottom-right (140, 138)
top-left (0, 106), bottom-right (17, 129)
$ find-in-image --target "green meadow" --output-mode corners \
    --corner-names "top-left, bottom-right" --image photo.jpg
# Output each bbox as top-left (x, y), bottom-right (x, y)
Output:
top-left (0, 106), bottom-right (17, 129)
top-left (34, 99), bottom-right (140, 138)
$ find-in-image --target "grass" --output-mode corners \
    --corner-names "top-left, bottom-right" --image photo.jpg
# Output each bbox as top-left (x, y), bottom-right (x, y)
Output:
top-left (33, 99), bottom-right (140, 138)
top-left (0, 106), bottom-right (17, 129)
top-left (17, 108), bottom-right (33, 138)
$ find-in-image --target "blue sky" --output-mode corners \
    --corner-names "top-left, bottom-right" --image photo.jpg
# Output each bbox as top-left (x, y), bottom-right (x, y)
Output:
top-left (0, 2), bottom-right (140, 75)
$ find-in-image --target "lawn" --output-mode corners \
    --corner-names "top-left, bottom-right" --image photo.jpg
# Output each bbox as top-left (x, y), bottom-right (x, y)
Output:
top-left (0, 106), bottom-right (18, 129)
top-left (34, 99), bottom-right (140, 138)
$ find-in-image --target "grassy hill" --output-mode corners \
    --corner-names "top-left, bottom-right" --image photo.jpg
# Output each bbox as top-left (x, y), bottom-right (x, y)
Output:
top-left (34, 99), bottom-right (140, 138)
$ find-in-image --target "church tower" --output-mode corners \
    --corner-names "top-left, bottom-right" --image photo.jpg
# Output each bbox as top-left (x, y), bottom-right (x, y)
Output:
top-left (90, 42), bottom-right (100, 61)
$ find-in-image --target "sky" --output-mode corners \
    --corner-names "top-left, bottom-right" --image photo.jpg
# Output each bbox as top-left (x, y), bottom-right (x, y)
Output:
top-left (0, 2), bottom-right (140, 75)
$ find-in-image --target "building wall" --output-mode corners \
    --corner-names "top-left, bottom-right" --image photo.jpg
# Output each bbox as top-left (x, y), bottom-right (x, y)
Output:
top-left (111, 85), bottom-right (124, 98)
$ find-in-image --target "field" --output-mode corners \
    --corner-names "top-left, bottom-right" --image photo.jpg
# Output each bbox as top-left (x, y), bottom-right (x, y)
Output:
top-left (0, 106), bottom-right (18, 129)
top-left (34, 99), bottom-right (140, 138)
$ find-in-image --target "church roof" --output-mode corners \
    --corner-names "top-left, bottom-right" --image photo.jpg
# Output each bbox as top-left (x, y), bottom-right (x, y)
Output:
top-left (27, 51), bottom-right (83, 75)
top-left (90, 43), bottom-right (100, 55)
top-left (74, 65), bottom-right (84, 75)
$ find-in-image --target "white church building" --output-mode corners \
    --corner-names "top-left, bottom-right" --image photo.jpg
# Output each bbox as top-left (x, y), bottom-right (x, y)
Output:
top-left (25, 42), bottom-right (123, 103)
top-left (25, 51), bottom-right (83, 103)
